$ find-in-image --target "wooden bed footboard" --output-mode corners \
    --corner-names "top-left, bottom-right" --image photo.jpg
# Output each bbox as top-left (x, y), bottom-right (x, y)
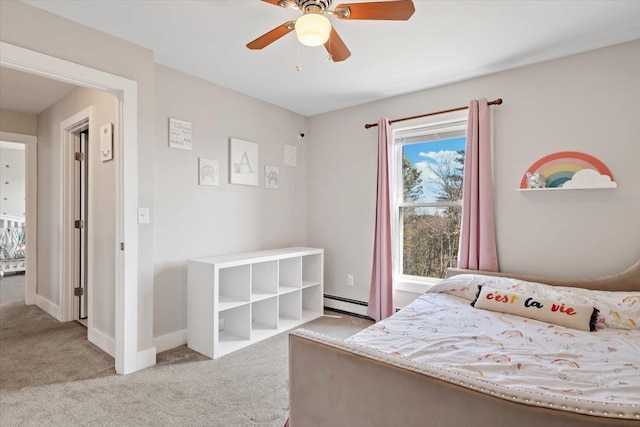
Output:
top-left (288, 330), bottom-right (638, 427)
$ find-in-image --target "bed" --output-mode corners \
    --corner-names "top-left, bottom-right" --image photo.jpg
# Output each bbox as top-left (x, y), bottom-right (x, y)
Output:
top-left (0, 214), bottom-right (26, 274)
top-left (288, 260), bottom-right (640, 426)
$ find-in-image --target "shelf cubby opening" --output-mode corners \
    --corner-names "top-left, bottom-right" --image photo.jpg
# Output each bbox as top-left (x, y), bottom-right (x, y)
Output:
top-left (279, 290), bottom-right (302, 330)
top-left (251, 260), bottom-right (278, 301)
top-left (302, 284), bottom-right (323, 319)
top-left (251, 296), bottom-right (278, 340)
top-left (218, 264), bottom-right (251, 310)
top-left (217, 303), bottom-right (251, 354)
top-left (302, 253), bottom-right (322, 287)
top-left (278, 257), bottom-right (302, 292)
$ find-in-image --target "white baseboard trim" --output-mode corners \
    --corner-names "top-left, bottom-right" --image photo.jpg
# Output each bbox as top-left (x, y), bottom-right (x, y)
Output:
top-left (323, 297), bottom-right (369, 317)
top-left (153, 329), bottom-right (188, 353)
top-left (137, 347), bottom-right (156, 371)
top-left (88, 327), bottom-right (115, 358)
top-left (35, 295), bottom-right (60, 320)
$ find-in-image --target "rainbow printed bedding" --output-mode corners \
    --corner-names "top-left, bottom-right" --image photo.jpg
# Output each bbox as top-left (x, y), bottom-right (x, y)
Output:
top-left (345, 282), bottom-right (640, 420)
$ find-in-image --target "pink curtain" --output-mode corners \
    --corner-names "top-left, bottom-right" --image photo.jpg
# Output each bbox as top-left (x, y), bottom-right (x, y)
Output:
top-left (368, 118), bottom-right (394, 322)
top-left (458, 99), bottom-right (499, 272)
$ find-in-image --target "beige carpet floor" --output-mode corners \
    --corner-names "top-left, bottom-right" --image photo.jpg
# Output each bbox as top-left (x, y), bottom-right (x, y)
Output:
top-left (0, 274), bottom-right (373, 426)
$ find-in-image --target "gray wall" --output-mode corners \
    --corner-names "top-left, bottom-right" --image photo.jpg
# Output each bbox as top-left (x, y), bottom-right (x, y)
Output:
top-left (0, 109), bottom-right (37, 135)
top-left (307, 40), bottom-right (640, 303)
top-left (152, 65), bottom-right (308, 337)
top-left (37, 87), bottom-right (117, 336)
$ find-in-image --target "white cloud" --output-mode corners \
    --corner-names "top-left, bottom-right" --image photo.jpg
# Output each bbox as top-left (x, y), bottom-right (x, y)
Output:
top-left (561, 169), bottom-right (617, 189)
top-left (419, 150), bottom-right (463, 163)
top-left (412, 150), bottom-right (464, 201)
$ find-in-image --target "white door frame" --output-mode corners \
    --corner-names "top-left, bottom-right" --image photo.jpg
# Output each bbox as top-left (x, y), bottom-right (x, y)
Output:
top-left (0, 41), bottom-right (139, 374)
top-left (0, 131), bottom-right (37, 306)
top-left (60, 110), bottom-right (92, 323)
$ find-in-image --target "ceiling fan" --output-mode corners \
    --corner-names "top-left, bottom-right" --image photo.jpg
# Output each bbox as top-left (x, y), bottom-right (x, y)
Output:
top-left (246, 0), bottom-right (415, 62)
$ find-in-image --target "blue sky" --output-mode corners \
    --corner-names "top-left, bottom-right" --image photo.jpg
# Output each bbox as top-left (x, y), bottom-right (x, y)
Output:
top-left (403, 136), bottom-right (466, 202)
top-left (403, 136), bottom-right (466, 165)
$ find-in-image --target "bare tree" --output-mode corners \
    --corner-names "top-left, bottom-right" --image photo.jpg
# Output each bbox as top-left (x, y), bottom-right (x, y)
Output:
top-left (402, 150), bottom-right (465, 278)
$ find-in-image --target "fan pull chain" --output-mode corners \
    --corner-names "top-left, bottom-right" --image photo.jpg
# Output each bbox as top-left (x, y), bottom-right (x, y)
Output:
top-left (296, 41), bottom-right (302, 71)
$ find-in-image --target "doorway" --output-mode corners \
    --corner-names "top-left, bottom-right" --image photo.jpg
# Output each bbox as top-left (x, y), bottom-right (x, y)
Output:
top-left (0, 132), bottom-right (36, 305)
top-left (0, 141), bottom-right (27, 278)
top-left (1, 41), bottom-right (142, 374)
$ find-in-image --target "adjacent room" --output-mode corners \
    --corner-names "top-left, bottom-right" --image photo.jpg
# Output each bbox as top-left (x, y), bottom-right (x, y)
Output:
top-left (0, 1), bottom-right (638, 426)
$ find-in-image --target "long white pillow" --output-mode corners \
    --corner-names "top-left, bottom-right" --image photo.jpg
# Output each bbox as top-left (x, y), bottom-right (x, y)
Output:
top-left (428, 274), bottom-right (640, 330)
top-left (471, 285), bottom-right (598, 332)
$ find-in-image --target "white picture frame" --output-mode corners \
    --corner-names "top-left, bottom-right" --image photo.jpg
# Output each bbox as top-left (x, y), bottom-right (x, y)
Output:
top-left (199, 158), bottom-right (219, 186)
top-left (100, 122), bottom-right (113, 162)
top-left (169, 117), bottom-right (192, 150)
top-left (265, 166), bottom-right (279, 189)
top-left (230, 138), bottom-right (259, 186)
top-left (284, 144), bottom-right (297, 167)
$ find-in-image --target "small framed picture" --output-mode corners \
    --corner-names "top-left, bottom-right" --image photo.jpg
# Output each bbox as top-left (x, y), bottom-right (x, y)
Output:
top-left (199, 158), bottom-right (219, 186)
top-left (169, 118), bottom-right (192, 150)
top-left (284, 144), bottom-right (297, 167)
top-left (265, 166), bottom-right (279, 189)
top-left (100, 123), bottom-right (113, 162)
top-left (230, 138), bottom-right (259, 186)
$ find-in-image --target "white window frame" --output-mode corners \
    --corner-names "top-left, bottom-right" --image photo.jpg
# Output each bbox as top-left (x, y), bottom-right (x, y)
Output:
top-left (392, 115), bottom-right (467, 294)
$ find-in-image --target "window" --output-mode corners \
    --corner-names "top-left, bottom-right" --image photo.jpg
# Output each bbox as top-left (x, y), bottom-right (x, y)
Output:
top-left (392, 117), bottom-right (467, 286)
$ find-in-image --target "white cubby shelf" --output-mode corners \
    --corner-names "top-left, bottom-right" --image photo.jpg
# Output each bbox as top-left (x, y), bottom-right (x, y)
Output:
top-left (188, 247), bottom-right (324, 359)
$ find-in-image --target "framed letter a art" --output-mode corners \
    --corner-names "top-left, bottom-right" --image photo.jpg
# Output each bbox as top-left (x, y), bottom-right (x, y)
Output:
top-left (230, 138), bottom-right (259, 186)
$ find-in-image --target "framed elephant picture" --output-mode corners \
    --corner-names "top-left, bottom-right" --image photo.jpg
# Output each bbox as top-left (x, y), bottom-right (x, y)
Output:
top-left (264, 166), bottom-right (279, 189)
top-left (199, 158), bottom-right (219, 186)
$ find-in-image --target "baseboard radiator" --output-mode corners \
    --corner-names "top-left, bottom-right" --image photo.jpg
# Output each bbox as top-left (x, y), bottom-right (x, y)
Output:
top-left (323, 294), bottom-right (373, 320)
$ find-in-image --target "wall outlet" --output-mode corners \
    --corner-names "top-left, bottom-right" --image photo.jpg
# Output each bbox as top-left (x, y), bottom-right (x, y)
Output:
top-left (347, 274), bottom-right (354, 286)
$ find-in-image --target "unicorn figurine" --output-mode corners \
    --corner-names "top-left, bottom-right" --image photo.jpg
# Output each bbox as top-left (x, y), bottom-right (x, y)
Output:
top-left (526, 171), bottom-right (547, 188)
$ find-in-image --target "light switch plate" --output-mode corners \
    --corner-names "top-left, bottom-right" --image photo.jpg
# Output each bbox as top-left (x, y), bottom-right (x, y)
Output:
top-left (138, 207), bottom-right (150, 224)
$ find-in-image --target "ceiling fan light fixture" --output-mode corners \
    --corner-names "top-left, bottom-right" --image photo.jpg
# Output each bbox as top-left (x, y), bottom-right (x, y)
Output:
top-left (295, 13), bottom-right (331, 47)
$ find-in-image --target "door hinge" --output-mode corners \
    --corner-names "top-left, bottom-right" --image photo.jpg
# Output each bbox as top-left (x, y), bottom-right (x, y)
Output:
top-left (74, 220), bottom-right (84, 229)
top-left (75, 152), bottom-right (85, 161)
top-left (74, 287), bottom-right (84, 296)
top-left (120, 242), bottom-right (124, 251)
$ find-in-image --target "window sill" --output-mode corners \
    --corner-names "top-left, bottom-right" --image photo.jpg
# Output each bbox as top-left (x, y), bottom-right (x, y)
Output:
top-left (394, 278), bottom-right (441, 295)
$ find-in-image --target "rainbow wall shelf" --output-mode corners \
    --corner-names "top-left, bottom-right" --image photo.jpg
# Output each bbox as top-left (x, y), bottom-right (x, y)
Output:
top-left (519, 151), bottom-right (617, 191)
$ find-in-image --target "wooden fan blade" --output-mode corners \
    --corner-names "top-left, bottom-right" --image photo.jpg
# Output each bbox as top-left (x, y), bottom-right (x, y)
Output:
top-left (324, 27), bottom-right (351, 62)
top-left (246, 21), bottom-right (295, 50)
top-left (335, 0), bottom-right (415, 20)
top-left (262, 0), bottom-right (298, 9)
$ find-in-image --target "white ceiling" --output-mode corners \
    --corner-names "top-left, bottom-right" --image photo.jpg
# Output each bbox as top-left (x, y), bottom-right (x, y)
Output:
top-left (0, 66), bottom-right (77, 114)
top-left (17, 0), bottom-right (640, 116)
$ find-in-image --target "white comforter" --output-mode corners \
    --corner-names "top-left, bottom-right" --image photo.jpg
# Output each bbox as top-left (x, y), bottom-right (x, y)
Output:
top-left (345, 293), bottom-right (640, 419)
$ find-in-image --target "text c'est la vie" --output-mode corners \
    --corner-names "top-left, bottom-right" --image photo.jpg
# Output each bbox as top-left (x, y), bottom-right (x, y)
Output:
top-left (485, 292), bottom-right (577, 315)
